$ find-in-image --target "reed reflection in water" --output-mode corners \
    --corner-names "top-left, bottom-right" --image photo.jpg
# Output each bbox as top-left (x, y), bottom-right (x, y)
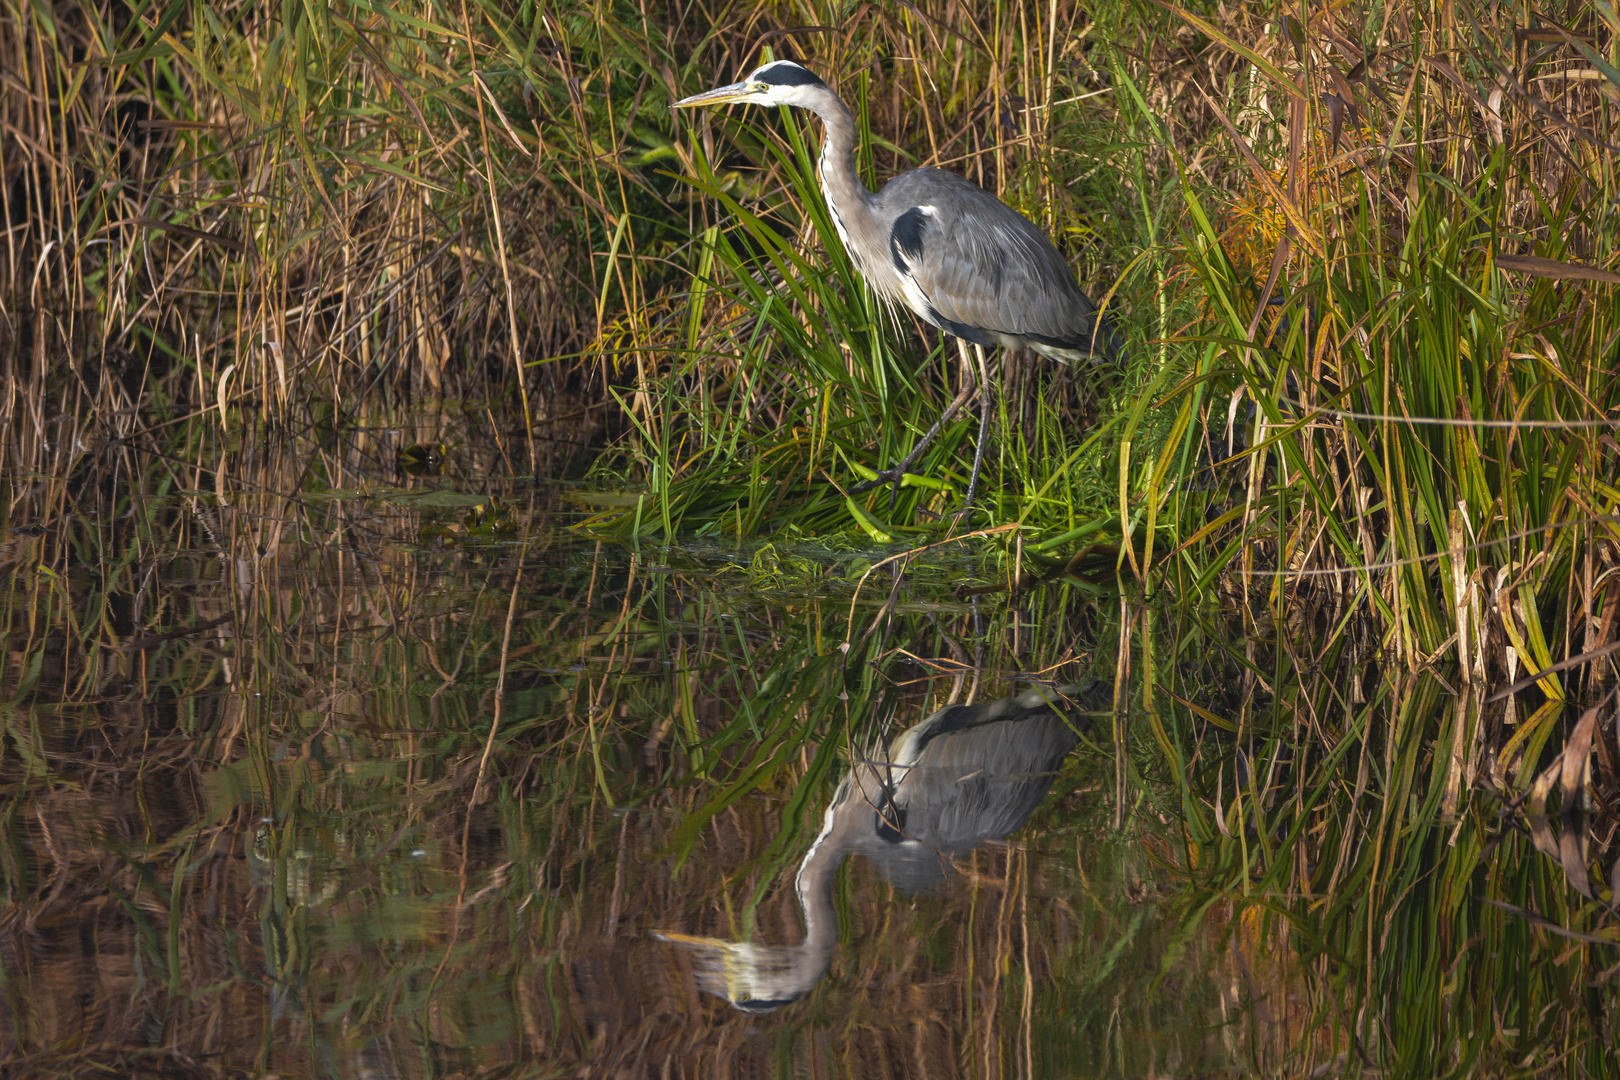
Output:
top-left (7, 477), bottom-right (1250, 1079)
top-left (656, 680), bottom-right (1108, 1012)
top-left (11, 431), bottom-right (1605, 1077)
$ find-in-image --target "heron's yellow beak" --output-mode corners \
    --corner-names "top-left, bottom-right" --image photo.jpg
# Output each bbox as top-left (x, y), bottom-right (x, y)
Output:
top-left (670, 82), bottom-right (759, 109)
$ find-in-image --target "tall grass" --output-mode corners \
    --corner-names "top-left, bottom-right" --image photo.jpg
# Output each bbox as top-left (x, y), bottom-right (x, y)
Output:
top-left (1166, 0), bottom-right (1620, 684)
top-left (1, 0), bottom-right (627, 488)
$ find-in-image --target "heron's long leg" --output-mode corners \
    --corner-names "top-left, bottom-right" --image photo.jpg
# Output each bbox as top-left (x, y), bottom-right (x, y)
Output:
top-left (849, 338), bottom-right (977, 506)
top-left (962, 344), bottom-right (994, 509)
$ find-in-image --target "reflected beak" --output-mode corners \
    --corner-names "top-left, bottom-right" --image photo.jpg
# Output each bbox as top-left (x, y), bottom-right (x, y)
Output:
top-left (651, 930), bottom-right (723, 945)
top-left (670, 82), bottom-right (756, 109)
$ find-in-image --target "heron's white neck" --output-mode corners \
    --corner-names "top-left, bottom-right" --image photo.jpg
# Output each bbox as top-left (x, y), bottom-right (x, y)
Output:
top-left (800, 88), bottom-right (880, 275)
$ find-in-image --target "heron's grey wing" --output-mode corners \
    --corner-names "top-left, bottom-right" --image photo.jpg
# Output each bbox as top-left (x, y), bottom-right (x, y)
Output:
top-left (891, 679), bottom-right (1100, 764)
top-left (875, 169), bottom-right (1111, 357)
top-left (861, 682), bottom-right (1104, 888)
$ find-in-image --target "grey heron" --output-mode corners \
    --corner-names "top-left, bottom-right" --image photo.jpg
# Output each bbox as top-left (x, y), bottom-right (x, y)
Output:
top-left (672, 60), bottom-right (1120, 509)
top-left (655, 679), bottom-right (1103, 1012)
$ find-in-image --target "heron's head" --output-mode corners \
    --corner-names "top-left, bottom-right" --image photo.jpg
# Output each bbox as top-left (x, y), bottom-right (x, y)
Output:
top-left (671, 61), bottom-right (830, 112)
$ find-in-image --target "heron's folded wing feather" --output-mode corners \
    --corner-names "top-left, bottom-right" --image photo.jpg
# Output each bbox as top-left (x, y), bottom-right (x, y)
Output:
top-left (877, 170), bottom-right (1101, 348)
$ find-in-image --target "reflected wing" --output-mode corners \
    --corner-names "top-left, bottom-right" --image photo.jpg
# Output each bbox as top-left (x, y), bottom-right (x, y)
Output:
top-left (892, 712), bottom-right (1078, 847)
top-left (882, 682), bottom-right (1096, 851)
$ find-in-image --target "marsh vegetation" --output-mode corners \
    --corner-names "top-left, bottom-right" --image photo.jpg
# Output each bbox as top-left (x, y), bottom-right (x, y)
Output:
top-left (2, 0), bottom-right (1619, 1075)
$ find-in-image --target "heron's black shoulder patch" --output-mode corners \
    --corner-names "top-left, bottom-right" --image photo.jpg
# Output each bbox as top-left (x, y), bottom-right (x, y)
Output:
top-left (874, 796), bottom-right (907, 843)
top-left (754, 62), bottom-right (826, 88)
top-left (890, 206), bottom-right (930, 272)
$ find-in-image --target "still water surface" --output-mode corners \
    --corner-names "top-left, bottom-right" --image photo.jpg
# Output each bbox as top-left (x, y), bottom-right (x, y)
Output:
top-left (0, 482), bottom-right (1606, 1077)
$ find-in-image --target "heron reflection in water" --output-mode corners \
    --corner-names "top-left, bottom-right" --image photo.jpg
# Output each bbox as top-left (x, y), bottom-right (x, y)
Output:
top-left (656, 680), bottom-right (1103, 1012)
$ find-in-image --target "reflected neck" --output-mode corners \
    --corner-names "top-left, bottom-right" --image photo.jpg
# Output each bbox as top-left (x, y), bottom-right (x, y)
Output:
top-left (791, 774), bottom-right (866, 955)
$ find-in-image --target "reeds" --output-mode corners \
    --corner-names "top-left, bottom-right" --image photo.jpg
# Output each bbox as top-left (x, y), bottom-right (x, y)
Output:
top-left (2, 0), bottom-right (611, 490)
top-left (1151, 610), bottom-right (1620, 1077)
top-left (5, 0), bottom-right (1620, 1075)
top-left (1166, 0), bottom-right (1620, 685)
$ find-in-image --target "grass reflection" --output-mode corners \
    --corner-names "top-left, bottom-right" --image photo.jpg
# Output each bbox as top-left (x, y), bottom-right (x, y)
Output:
top-left (1, 454), bottom-right (1615, 1076)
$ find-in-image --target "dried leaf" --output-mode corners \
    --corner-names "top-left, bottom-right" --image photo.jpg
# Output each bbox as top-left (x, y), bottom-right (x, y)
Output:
top-left (1195, 87), bottom-right (1326, 260)
top-left (1485, 640), bottom-right (1620, 703)
top-left (1559, 823), bottom-right (1594, 898)
top-left (1496, 254), bottom-right (1620, 284)
top-left (1526, 814), bottom-right (1562, 863)
top-left (1485, 899), bottom-right (1614, 945)
top-left (132, 215), bottom-right (248, 254)
top-left (1526, 759), bottom-right (1562, 861)
top-left (1559, 701), bottom-right (1601, 802)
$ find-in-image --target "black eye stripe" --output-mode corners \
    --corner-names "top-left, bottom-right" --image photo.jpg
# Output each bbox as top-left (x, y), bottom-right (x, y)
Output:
top-left (753, 63), bottom-right (826, 88)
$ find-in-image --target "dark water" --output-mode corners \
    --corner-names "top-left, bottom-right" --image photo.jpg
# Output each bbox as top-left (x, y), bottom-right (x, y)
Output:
top-left (0, 468), bottom-right (1613, 1077)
